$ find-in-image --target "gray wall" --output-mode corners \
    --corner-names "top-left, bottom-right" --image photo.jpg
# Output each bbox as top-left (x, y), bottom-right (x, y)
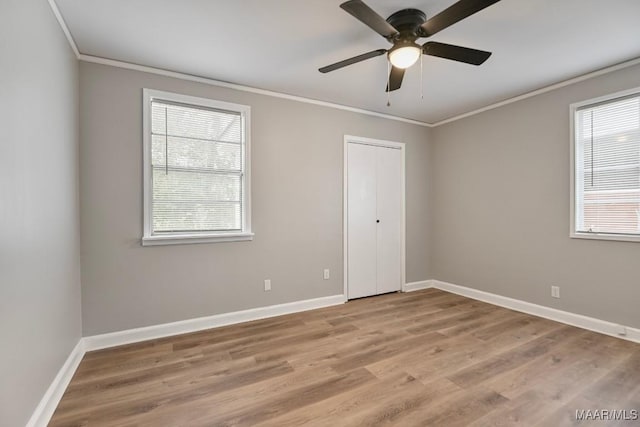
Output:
top-left (79, 62), bottom-right (432, 335)
top-left (0, 1), bottom-right (81, 426)
top-left (431, 63), bottom-right (640, 329)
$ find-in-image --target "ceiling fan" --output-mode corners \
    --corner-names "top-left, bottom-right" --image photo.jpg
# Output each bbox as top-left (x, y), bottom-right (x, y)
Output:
top-left (319, 0), bottom-right (501, 92)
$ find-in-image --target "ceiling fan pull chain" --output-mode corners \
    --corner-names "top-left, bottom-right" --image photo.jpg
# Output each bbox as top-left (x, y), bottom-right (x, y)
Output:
top-left (387, 60), bottom-right (391, 107)
top-left (420, 54), bottom-right (424, 100)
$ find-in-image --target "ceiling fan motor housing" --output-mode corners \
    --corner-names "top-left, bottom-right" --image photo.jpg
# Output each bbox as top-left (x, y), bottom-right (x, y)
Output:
top-left (386, 8), bottom-right (427, 41)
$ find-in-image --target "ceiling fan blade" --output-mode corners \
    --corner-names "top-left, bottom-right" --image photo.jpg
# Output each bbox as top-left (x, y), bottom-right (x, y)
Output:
top-left (423, 41), bottom-right (491, 65)
top-left (420, 0), bottom-right (501, 37)
top-left (385, 66), bottom-right (405, 92)
top-left (319, 49), bottom-right (387, 73)
top-left (340, 0), bottom-right (399, 38)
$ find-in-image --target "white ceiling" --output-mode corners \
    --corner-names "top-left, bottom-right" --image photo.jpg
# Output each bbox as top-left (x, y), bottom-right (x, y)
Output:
top-left (56, 0), bottom-right (640, 124)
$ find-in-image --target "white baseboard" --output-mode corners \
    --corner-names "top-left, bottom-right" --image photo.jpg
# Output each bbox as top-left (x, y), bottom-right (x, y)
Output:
top-left (428, 279), bottom-right (640, 344)
top-left (403, 280), bottom-right (433, 292)
top-left (83, 294), bottom-right (345, 351)
top-left (28, 294), bottom-right (345, 426)
top-left (28, 281), bottom-right (639, 426)
top-left (25, 339), bottom-right (85, 427)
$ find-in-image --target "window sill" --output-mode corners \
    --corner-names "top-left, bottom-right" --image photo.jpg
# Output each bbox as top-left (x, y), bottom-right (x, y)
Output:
top-left (570, 231), bottom-right (640, 243)
top-left (142, 232), bottom-right (254, 246)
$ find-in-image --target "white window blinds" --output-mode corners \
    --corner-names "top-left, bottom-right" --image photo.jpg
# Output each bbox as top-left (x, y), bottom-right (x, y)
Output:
top-left (574, 92), bottom-right (640, 237)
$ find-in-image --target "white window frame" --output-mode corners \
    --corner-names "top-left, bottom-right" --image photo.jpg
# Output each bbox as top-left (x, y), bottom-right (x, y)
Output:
top-left (570, 86), bottom-right (640, 243)
top-left (141, 88), bottom-right (253, 246)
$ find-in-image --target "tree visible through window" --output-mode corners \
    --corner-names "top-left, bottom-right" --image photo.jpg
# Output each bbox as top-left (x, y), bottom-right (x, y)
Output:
top-left (573, 91), bottom-right (640, 239)
top-left (142, 89), bottom-right (252, 245)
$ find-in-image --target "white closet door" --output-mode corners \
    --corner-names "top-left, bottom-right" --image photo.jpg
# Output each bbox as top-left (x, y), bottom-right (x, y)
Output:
top-left (347, 143), bottom-right (377, 299)
top-left (376, 146), bottom-right (403, 294)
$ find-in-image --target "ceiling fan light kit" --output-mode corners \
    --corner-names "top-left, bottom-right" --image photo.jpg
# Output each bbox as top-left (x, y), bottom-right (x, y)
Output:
top-left (388, 42), bottom-right (421, 69)
top-left (320, 0), bottom-right (501, 93)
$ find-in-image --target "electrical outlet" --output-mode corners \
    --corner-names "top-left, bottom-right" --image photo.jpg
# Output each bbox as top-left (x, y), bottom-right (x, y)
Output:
top-left (264, 279), bottom-right (271, 291)
top-left (323, 269), bottom-right (330, 280)
top-left (551, 285), bottom-right (560, 299)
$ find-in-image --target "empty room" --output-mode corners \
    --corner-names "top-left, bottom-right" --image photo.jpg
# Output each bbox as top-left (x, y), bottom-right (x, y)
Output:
top-left (3, 0), bottom-right (640, 426)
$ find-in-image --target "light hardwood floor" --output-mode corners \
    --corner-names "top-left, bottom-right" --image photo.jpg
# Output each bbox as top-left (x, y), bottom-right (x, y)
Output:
top-left (50, 289), bottom-right (640, 426)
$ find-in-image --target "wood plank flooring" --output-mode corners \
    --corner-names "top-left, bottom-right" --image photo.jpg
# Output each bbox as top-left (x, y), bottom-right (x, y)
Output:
top-left (49, 289), bottom-right (640, 426)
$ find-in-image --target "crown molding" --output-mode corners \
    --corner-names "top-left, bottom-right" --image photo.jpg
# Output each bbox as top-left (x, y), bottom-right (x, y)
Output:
top-left (75, 53), bottom-right (640, 130)
top-left (432, 56), bottom-right (640, 126)
top-left (48, 0), bottom-right (79, 58)
top-left (47, 0), bottom-right (429, 127)
top-left (48, 0), bottom-right (640, 129)
top-left (78, 54), bottom-right (433, 128)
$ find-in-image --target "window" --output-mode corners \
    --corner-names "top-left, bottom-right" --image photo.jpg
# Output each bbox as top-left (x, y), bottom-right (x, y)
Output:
top-left (142, 89), bottom-right (252, 245)
top-left (571, 88), bottom-right (640, 242)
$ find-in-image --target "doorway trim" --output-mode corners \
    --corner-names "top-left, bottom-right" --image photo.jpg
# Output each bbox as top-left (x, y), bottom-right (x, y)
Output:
top-left (343, 135), bottom-right (406, 300)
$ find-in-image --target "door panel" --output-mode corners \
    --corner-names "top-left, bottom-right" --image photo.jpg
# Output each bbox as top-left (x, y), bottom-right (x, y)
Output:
top-left (347, 143), bottom-right (377, 299)
top-left (376, 146), bottom-right (403, 294)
